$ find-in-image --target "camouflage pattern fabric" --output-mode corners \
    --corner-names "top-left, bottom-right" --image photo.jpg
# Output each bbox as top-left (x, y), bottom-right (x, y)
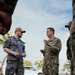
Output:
top-left (66, 36), bottom-right (72, 60)
top-left (3, 36), bottom-right (25, 63)
top-left (70, 34), bottom-right (75, 75)
top-left (3, 36), bottom-right (25, 75)
top-left (42, 37), bottom-right (61, 75)
top-left (5, 61), bottom-right (24, 75)
top-left (69, 0), bottom-right (75, 75)
top-left (66, 36), bottom-right (74, 75)
top-left (70, 0), bottom-right (75, 33)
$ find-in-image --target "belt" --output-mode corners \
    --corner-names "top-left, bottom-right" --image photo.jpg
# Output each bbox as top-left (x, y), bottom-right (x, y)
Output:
top-left (7, 60), bottom-right (23, 64)
top-left (7, 60), bottom-right (19, 62)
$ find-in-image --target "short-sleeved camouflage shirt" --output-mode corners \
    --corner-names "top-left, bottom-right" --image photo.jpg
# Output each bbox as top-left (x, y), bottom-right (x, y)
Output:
top-left (3, 36), bottom-right (25, 63)
top-left (44, 37), bottom-right (62, 64)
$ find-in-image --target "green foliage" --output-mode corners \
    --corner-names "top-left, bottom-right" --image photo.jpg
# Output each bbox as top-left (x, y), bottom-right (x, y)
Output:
top-left (0, 39), bottom-right (4, 45)
top-left (34, 59), bottom-right (43, 69)
top-left (0, 31), bottom-right (13, 46)
top-left (0, 31), bottom-right (26, 46)
top-left (23, 60), bottom-right (33, 66)
top-left (24, 42), bottom-right (26, 44)
top-left (63, 60), bottom-right (71, 71)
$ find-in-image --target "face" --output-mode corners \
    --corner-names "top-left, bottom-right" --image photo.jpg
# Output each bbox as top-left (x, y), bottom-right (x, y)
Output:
top-left (0, 11), bottom-right (12, 35)
top-left (16, 31), bottom-right (23, 38)
top-left (46, 29), bottom-right (53, 38)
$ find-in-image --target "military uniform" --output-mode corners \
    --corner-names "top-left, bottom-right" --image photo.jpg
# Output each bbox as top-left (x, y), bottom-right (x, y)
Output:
top-left (66, 36), bottom-right (74, 75)
top-left (69, 0), bottom-right (75, 75)
top-left (69, 34), bottom-right (75, 75)
top-left (3, 36), bottom-right (25, 75)
top-left (0, 0), bottom-right (18, 15)
top-left (42, 37), bottom-right (61, 75)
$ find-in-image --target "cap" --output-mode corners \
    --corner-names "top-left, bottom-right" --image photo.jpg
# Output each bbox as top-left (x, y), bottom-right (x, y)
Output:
top-left (65, 21), bottom-right (72, 28)
top-left (15, 27), bottom-right (26, 33)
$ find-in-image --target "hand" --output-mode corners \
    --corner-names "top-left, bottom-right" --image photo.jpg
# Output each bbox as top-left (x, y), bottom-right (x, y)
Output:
top-left (40, 49), bottom-right (44, 53)
top-left (0, 11), bottom-right (12, 35)
top-left (22, 53), bottom-right (26, 57)
top-left (44, 40), bottom-right (52, 48)
top-left (13, 52), bottom-right (20, 57)
top-left (44, 40), bottom-right (50, 46)
top-left (40, 49), bottom-right (45, 56)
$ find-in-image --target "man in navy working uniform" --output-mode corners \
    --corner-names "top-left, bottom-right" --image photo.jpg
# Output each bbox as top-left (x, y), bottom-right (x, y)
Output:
top-left (3, 27), bottom-right (26, 75)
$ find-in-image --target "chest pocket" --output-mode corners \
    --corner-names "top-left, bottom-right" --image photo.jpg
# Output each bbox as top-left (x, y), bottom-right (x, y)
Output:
top-left (9, 37), bottom-right (18, 50)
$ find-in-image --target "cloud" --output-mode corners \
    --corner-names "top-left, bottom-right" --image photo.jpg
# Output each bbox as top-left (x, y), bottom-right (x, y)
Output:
top-left (12, 0), bottom-right (72, 29)
top-left (0, 0), bottom-right (72, 71)
top-left (21, 0), bottom-right (72, 14)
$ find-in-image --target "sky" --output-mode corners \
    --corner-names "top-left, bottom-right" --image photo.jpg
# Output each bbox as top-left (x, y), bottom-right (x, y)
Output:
top-left (0, 0), bottom-right (72, 71)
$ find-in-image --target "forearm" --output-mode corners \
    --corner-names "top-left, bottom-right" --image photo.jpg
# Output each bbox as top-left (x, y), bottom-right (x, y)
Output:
top-left (48, 44), bottom-right (61, 53)
top-left (4, 48), bottom-right (15, 55)
top-left (48, 39), bottom-right (61, 53)
top-left (51, 45), bottom-right (60, 52)
top-left (22, 51), bottom-right (26, 57)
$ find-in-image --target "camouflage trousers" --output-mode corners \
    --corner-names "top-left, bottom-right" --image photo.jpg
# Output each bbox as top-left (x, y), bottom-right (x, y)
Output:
top-left (42, 62), bottom-right (59, 75)
top-left (5, 61), bottom-right (24, 75)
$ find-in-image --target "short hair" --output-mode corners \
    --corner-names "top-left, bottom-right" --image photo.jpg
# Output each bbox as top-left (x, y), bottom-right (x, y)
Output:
top-left (47, 27), bottom-right (55, 34)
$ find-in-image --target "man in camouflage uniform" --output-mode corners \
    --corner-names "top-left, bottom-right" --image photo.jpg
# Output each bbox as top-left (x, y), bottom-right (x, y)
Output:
top-left (0, 0), bottom-right (18, 35)
top-left (40, 27), bottom-right (62, 75)
top-left (65, 21), bottom-right (73, 75)
top-left (69, 0), bottom-right (75, 75)
top-left (3, 27), bottom-right (26, 75)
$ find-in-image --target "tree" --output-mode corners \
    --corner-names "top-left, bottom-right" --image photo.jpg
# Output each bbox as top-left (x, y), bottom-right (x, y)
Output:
top-left (63, 60), bottom-right (71, 72)
top-left (0, 31), bottom-right (13, 46)
top-left (34, 59), bottom-right (43, 69)
top-left (23, 60), bottom-right (33, 66)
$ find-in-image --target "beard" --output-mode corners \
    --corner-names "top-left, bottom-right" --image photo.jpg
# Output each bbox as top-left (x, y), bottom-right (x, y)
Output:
top-left (18, 34), bottom-right (22, 38)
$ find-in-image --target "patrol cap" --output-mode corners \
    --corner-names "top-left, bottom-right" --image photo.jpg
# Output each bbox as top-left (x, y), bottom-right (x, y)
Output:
top-left (15, 27), bottom-right (26, 33)
top-left (65, 21), bottom-right (72, 28)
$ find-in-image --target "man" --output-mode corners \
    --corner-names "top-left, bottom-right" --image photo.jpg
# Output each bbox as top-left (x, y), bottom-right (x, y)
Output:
top-left (0, 0), bottom-right (18, 35)
top-left (3, 27), bottom-right (26, 75)
top-left (65, 21), bottom-right (73, 75)
top-left (70, 0), bottom-right (75, 74)
top-left (40, 27), bottom-right (62, 75)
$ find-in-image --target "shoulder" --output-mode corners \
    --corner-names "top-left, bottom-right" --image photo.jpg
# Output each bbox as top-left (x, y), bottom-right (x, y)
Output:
top-left (54, 37), bottom-right (61, 40)
top-left (8, 36), bottom-right (15, 40)
top-left (6, 36), bottom-right (16, 42)
top-left (5, 36), bottom-right (13, 41)
top-left (4, 36), bottom-right (14, 44)
top-left (54, 37), bottom-right (61, 43)
top-left (19, 39), bottom-right (25, 44)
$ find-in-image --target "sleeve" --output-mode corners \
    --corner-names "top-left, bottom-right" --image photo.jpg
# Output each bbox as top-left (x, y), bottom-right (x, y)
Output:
top-left (66, 37), bottom-right (72, 60)
top-left (50, 38), bottom-right (62, 54)
top-left (3, 37), bottom-right (11, 48)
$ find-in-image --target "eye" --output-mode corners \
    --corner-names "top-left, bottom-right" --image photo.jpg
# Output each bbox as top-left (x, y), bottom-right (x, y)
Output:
top-left (47, 31), bottom-right (48, 33)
